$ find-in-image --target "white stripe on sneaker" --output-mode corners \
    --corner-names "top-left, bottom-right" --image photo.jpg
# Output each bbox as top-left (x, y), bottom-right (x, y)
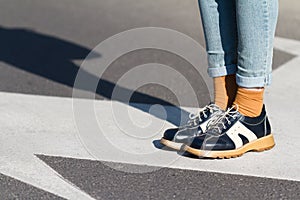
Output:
top-left (226, 121), bottom-right (258, 149)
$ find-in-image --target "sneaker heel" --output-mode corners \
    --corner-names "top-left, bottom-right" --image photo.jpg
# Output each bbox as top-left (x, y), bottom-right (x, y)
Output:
top-left (252, 134), bottom-right (275, 152)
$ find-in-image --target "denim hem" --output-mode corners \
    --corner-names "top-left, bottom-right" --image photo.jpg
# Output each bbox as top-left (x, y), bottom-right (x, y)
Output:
top-left (236, 73), bottom-right (272, 88)
top-left (207, 64), bottom-right (237, 78)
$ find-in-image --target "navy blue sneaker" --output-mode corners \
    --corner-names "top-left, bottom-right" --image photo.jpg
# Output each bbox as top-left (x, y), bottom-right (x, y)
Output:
top-left (184, 105), bottom-right (275, 158)
top-left (160, 103), bottom-right (222, 150)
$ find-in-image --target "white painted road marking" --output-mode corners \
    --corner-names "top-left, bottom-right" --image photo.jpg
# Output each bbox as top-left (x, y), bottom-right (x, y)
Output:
top-left (0, 36), bottom-right (300, 198)
top-left (0, 93), bottom-right (95, 199)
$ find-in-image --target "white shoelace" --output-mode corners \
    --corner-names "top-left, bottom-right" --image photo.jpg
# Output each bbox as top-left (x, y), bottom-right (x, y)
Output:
top-left (187, 104), bottom-right (220, 126)
top-left (206, 105), bottom-right (239, 135)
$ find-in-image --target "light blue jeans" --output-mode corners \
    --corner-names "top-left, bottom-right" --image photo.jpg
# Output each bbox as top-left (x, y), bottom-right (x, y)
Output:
top-left (198, 0), bottom-right (278, 87)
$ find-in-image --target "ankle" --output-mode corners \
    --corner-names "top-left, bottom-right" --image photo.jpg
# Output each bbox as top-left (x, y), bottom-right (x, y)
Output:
top-left (214, 75), bottom-right (238, 110)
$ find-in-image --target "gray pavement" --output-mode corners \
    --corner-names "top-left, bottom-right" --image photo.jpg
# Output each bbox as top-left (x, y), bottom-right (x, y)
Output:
top-left (37, 155), bottom-right (300, 200)
top-left (0, 174), bottom-right (63, 200)
top-left (2, 154), bottom-right (299, 199)
top-left (0, 0), bottom-right (299, 199)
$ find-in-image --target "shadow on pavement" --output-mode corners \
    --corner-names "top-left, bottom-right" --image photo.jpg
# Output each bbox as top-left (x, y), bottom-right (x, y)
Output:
top-left (0, 26), bottom-right (190, 126)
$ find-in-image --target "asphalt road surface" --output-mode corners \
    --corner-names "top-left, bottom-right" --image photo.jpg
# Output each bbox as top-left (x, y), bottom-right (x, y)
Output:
top-left (0, 0), bottom-right (299, 199)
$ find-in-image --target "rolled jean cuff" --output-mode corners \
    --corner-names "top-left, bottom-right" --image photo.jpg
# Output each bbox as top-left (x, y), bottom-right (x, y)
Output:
top-left (207, 64), bottom-right (237, 78)
top-left (236, 73), bottom-right (272, 88)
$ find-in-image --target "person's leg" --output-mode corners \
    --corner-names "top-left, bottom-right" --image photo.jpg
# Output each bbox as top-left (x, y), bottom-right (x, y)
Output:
top-left (198, 0), bottom-right (238, 110)
top-left (234, 0), bottom-right (279, 117)
top-left (183, 0), bottom-right (279, 158)
top-left (160, 0), bottom-right (238, 149)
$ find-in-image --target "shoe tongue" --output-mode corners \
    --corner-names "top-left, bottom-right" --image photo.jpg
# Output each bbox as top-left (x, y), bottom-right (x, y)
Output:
top-left (205, 111), bottom-right (224, 135)
top-left (206, 127), bottom-right (221, 136)
top-left (206, 118), bottom-right (225, 136)
top-left (206, 108), bottom-right (239, 136)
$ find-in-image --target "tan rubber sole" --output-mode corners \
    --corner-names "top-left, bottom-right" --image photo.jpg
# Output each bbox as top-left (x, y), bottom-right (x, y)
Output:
top-left (160, 138), bottom-right (183, 151)
top-left (184, 134), bottom-right (275, 159)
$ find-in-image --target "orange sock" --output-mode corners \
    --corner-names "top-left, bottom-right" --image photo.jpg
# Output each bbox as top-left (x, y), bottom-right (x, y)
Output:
top-left (233, 87), bottom-right (264, 117)
top-left (214, 74), bottom-right (238, 110)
